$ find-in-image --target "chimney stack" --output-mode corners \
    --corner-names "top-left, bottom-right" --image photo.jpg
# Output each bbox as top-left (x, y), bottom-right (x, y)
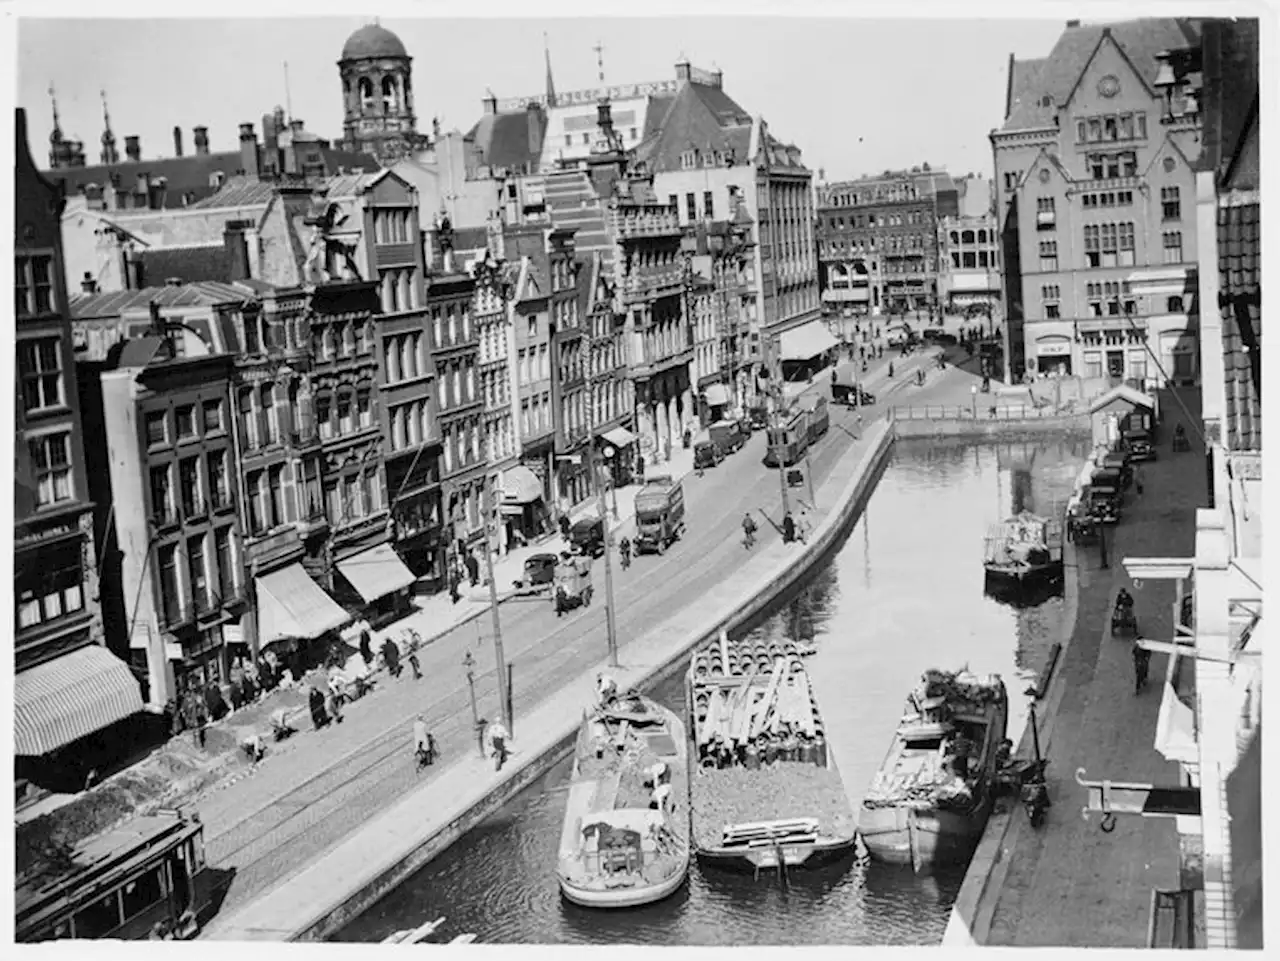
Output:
top-left (239, 122), bottom-right (260, 179)
top-left (675, 58), bottom-right (692, 83)
top-left (1066, 19), bottom-right (1080, 27)
top-left (193, 126), bottom-right (209, 155)
top-left (81, 272), bottom-right (98, 295)
top-left (172, 126), bottom-right (184, 157)
top-left (482, 89), bottom-right (498, 116)
top-left (710, 67), bottom-right (723, 89)
top-left (124, 135), bottom-right (141, 162)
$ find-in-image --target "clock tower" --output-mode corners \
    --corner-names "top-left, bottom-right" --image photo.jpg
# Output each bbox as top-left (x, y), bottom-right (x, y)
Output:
top-left (337, 22), bottom-right (424, 164)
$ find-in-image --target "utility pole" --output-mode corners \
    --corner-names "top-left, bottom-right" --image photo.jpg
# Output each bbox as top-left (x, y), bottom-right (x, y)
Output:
top-left (771, 344), bottom-right (792, 521)
top-left (590, 447), bottom-right (620, 667)
top-left (482, 478), bottom-right (511, 730)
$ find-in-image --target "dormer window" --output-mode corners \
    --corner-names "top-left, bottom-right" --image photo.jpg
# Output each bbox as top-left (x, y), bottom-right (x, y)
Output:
top-left (209, 171), bottom-right (226, 189)
top-left (680, 149), bottom-right (698, 170)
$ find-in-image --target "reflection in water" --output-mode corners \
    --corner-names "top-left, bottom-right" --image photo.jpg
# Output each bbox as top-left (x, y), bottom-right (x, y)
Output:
top-left (335, 437), bottom-right (1086, 946)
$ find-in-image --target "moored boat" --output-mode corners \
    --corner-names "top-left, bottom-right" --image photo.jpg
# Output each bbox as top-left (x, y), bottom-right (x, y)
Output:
top-left (858, 668), bottom-right (1008, 870)
top-left (556, 694), bottom-right (690, 908)
top-left (687, 632), bottom-right (858, 872)
top-left (983, 512), bottom-right (1063, 585)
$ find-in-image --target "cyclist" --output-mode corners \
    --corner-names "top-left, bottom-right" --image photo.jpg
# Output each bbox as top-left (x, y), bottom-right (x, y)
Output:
top-left (741, 511), bottom-right (758, 549)
top-left (619, 536), bottom-right (632, 570)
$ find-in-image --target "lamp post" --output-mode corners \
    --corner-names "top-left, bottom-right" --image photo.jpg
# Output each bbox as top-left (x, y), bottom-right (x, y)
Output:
top-left (589, 446), bottom-right (620, 667)
top-left (482, 478), bottom-right (511, 732)
top-left (463, 650), bottom-right (484, 758)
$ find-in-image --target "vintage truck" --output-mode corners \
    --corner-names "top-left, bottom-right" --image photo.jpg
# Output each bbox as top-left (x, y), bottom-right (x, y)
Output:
top-left (633, 474), bottom-right (686, 555)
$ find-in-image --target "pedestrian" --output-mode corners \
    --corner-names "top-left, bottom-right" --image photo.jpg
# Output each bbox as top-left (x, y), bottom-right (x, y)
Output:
top-left (413, 714), bottom-right (436, 767)
top-left (487, 718), bottom-right (510, 772)
top-left (888, 362), bottom-right (894, 378)
top-left (1134, 465), bottom-right (1144, 495)
top-left (381, 636), bottom-right (402, 678)
top-left (406, 638), bottom-right (422, 680)
top-left (465, 551), bottom-right (480, 588)
top-left (619, 536), bottom-right (631, 570)
top-left (1132, 642), bottom-right (1152, 694)
top-left (359, 630), bottom-right (374, 667)
top-left (782, 513), bottom-right (796, 544)
top-left (636, 453), bottom-right (646, 480)
top-left (796, 509), bottom-right (811, 544)
top-left (307, 685), bottom-right (328, 730)
top-left (448, 566), bottom-right (461, 605)
top-left (325, 675), bottom-right (344, 724)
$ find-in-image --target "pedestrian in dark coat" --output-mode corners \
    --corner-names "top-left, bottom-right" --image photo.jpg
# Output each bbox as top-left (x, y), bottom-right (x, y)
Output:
top-left (308, 685), bottom-right (329, 730)
top-left (449, 568), bottom-right (461, 605)
top-left (782, 513), bottom-right (796, 544)
top-left (359, 630), bottom-right (374, 667)
top-left (465, 552), bottom-right (480, 587)
top-left (381, 637), bottom-right (402, 678)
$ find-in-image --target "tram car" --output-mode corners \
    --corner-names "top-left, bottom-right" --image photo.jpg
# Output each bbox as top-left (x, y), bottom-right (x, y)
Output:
top-left (763, 409), bottom-right (812, 468)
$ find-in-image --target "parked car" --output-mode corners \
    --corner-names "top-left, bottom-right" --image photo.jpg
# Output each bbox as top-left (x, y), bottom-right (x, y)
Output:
top-left (922, 329), bottom-right (958, 347)
top-left (694, 440), bottom-right (725, 470)
top-left (519, 553), bottom-right (558, 588)
top-left (747, 405), bottom-right (770, 430)
top-left (569, 516), bottom-right (606, 557)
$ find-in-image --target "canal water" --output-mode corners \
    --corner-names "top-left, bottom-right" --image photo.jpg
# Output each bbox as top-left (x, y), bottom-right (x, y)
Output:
top-left (335, 435), bottom-right (1088, 945)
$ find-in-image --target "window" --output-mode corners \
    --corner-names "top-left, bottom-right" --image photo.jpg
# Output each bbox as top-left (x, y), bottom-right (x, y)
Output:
top-left (337, 391), bottom-right (353, 434)
top-left (146, 411), bottom-right (168, 448)
top-left (179, 457), bottom-right (203, 517)
top-left (1037, 240), bottom-right (1057, 272)
top-left (158, 544), bottom-right (181, 626)
top-left (1088, 154), bottom-right (1105, 179)
top-left (1104, 116), bottom-right (1118, 140)
top-left (268, 465), bottom-right (286, 527)
top-left (1041, 284), bottom-right (1061, 320)
top-left (1119, 113), bottom-right (1134, 139)
top-left (668, 194), bottom-right (677, 211)
top-left (564, 135), bottom-right (572, 148)
top-left (14, 256), bottom-right (54, 317)
top-left (1161, 186), bottom-right (1181, 221)
top-left (15, 541), bottom-right (85, 632)
top-left (1084, 224), bottom-right (1100, 267)
top-left (357, 385), bottom-right (372, 428)
top-left (175, 404), bottom-right (196, 441)
top-left (1088, 118), bottom-right (1102, 142)
top-left (215, 526), bottom-right (236, 604)
top-left (1163, 231), bottom-right (1183, 264)
top-left (1120, 152), bottom-right (1137, 177)
top-left (1087, 282), bottom-right (1104, 318)
top-left (1137, 112), bottom-right (1147, 138)
top-left (1100, 223), bottom-right (1118, 267)
top-left (686, 193), bottom-right (697, 221)
top-left (316, 392), bottom-right (332, 440)
top-left (1168, 295), bottom-right (1185, 313)
top-left (28, 432), bottom-right (73, 507)
top-left (188, 536), bottom-right (209, 611)
top-left (18, 338), bottom-right (63, 412)
top-left (703, 190), bottom-right (714, 220)
top-left (260, 384), bottom-right (277, 444)
top-left (149, 464), bottom-right (173, 522)
top-left (304, 460), bottom-right (323, 519)
top-left (208, 450), bottom-right (230, 510)
top-left (202, 399), bottom-right (223, 433)
top-left (581, 133), bottom-right (590, 146)
top-left (1119, 222), bottom-right (1135, 266)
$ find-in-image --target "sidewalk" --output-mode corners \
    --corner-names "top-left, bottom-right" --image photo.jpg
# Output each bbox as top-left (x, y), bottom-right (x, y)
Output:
top-left (959, 390), bottom-right (1204, 947)
top-left (202, 417), bottom-right (897, 941)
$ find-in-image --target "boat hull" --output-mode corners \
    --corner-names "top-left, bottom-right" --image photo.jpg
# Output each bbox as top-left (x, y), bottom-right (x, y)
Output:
top-left (858, 799), bottom-right (993, 868)
top-left (695, 833), bottom-right (858, 872)
top-left (558, 866), bottom-right (688, 909)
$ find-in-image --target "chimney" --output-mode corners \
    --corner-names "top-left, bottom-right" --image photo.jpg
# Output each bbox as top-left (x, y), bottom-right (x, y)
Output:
top-left (527, 102), bottom-right (544, 160)
top-left (710, 67), bottom-right (723, 89)
top-left (173, 125), bottom-right (184, 157)
top-left (224, 220), bottom-right (251, 282)
top-left (135, 172), bottom-right (150, 194)
top-left (482, 89), bottom-right (498, 115)
top-left (1066, 19), bottom-right (1080, 27)
top-left (239, 122), bottom-right (260, 179)
top-left (289, 118), bottom-right (304, 134)
top-left (124, 135), bottom-right (141, 162)
top-left (193, 126), bottom-right (209, 155)
top-left (675, 58), bottom-right (692, 83)
top-left (81, 272), bottom-right (98, 295)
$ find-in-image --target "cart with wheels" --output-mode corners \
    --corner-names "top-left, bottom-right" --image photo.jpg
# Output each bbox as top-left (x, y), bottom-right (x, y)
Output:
top-left (552, 556), bottom-right (594, 616)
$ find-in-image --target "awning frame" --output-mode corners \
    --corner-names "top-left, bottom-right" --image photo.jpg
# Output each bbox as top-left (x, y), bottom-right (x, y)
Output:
top-left (336, 543), bottom-right (417, 604)
top-left (15, 645), bottom-right (146, 756)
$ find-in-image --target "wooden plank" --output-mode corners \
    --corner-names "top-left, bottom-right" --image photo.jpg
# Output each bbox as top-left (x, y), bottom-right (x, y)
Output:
top-left (751, 660), bottom-right (787, 739)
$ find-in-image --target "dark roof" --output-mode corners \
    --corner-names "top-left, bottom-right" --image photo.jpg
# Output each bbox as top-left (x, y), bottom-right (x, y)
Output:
top-left (1002, 19), bottom-right (1202, 131)
top-left (46, 143), bottom-right (382, 209)
top-left (637, 81), bottom-right (753, 173)
top-left (464, 109), bottom-right (545, 172)
top-left (139, 245), bottom-right (231, 286)
top-left (1197, 18), bottom-right (1260, 183)
top-left (452, 226), bottom-right (489, 251)
top-left (70, 282), bottom-right (252, 319)
top-left (116, 336), bottom-right (168, 369)
top-left (341, 23), bottom-right (408, 61)
top-left (190, 177), bottom-right (278, 209)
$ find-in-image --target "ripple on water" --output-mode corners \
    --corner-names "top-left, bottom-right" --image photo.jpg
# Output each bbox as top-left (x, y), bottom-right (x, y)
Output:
top-left (335, 438), bottom-right (1084, 945)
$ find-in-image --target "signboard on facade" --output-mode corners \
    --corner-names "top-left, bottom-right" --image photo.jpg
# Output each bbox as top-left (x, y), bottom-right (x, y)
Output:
top-left (497, 80), bottom-right (677, 113)
top-left (1036, 340), bottom-right (1072, 356)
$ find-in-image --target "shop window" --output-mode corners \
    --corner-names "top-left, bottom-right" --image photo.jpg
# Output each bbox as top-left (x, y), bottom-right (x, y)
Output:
top-left (15, 540), bottom-right (85, 631)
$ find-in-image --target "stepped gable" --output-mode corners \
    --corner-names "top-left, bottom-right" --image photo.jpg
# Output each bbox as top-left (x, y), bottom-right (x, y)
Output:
top-left (1002, 18), bottom-right (1203, 131)
top-left (543, 169), bottom-right (613, 267)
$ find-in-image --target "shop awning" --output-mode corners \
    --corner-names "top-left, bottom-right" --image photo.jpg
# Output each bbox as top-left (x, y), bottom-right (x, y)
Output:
top-left (256, 563), bottom-right (350, 646)
top-left (601, 427), bottom-right (636, 447)
top-left (779, 321), bottom-right (840, 361)
top-left (822, 288), bottom-right (870, 302)
top-left (336, 543), bottom-right (417, 604)
top-left (949, 271), bottom-right (1000, 292)
top-left (15, 646), bottom-right (145, 756)
top-left (704, 384), bottom-right (731, 406)
top-left (500, 465), bottom-right (544, 505)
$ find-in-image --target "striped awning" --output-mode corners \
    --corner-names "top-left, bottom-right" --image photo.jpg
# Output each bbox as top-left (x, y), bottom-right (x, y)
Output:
top-left (15, 646), bottom-right (145, 756)
top-left (779, 320), bottom-right (840, 361)
top-left (704, 383), bottom-right (731, 406)
top-left (256, 563), bottom-right (350, 646)
top-left (336, 543), bottom-right (417, 604)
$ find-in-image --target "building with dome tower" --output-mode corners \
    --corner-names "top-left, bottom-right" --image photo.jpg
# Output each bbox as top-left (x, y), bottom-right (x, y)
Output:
top-left (338, 22), bottom-right (431, 164)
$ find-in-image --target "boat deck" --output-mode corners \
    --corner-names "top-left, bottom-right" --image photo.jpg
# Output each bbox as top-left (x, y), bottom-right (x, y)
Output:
top-left (690, 761), bottom-right (856, 850)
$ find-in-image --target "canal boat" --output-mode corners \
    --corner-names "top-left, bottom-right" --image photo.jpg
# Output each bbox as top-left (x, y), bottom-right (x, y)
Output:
top-left (556, 693), bottom-right (690, 908)
top-left (982, 512), bottom-right (1063, 586)
top-left (858, 669), bottom-right (1008, 871)
top-left (686, 632), bottom-right (858, 872)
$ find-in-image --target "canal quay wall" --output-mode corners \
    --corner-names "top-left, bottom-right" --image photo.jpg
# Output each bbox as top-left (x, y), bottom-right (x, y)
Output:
top-left (204, 419), bottom-right (896, 942)
top-left (889, 404), bottom-right (1091, 440)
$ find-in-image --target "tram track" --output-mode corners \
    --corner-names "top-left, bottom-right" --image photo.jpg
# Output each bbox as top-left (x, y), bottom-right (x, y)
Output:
top-left (198, 357), bottom-right (924, 913)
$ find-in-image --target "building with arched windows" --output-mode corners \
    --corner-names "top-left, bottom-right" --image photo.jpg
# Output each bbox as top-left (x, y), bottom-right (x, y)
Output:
top-left (938, 173), bottom-right (1001, 318)
top-left (337, 22), bottom-right (430, 164)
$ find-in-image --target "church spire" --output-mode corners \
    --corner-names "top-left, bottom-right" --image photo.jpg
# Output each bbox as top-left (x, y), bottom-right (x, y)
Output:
top-left (544, 33), bottom-right (556, 107)
top-left (48, 84), bottom-right (63, 142)
top-left (99, 89), bottom-right (119, 165)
